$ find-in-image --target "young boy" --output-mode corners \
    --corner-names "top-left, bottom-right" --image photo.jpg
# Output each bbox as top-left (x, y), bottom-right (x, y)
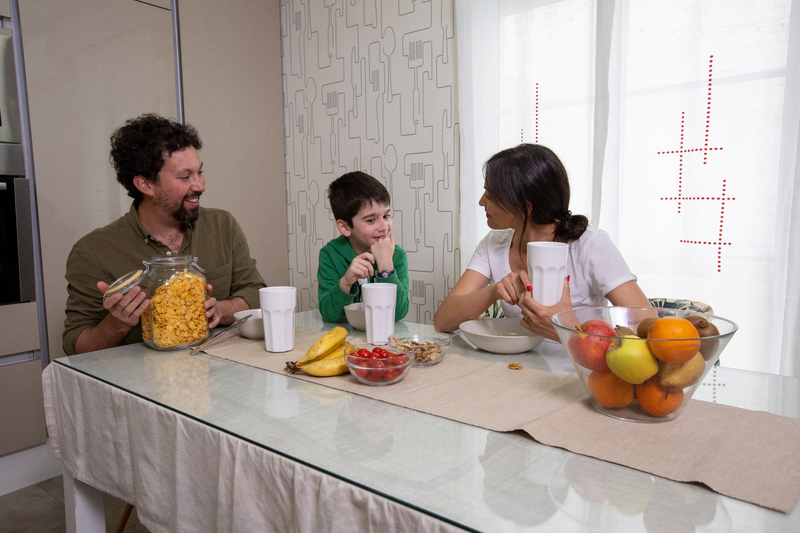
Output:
top-left (317, 171), bottom-right (410, 323)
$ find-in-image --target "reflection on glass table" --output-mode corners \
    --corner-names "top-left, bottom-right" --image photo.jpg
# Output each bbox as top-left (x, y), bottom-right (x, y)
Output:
top-left (52, 310), bottom-right (799, 532)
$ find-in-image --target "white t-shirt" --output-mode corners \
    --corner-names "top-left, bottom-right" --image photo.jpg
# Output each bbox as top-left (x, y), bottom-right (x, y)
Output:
top-left (466, 226), bottom-right (637, 319)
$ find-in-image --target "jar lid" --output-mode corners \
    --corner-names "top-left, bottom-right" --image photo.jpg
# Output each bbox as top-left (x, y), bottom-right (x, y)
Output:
top-left (102, 269), bottom-right (146, 301)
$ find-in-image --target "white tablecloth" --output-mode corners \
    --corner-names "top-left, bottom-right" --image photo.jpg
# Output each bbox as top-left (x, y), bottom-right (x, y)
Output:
top-left (42, 363), bottom-right (463, 533)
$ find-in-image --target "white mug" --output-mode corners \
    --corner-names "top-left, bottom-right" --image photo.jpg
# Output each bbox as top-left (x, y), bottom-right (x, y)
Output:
top-left (527, 242), bottom-right (568, 306)
top-left (361, 284), bottom-right (397, 345)
top-left (259, 286), bottom-right (296, 352)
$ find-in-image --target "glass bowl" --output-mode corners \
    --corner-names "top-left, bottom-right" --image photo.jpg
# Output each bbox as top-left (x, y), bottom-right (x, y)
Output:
top-left (388, 332), bottom-right (451, 366)
top-left (551, 307), bottom-right (737, 423)
top-left (344, 343), bottom-right (414, 386)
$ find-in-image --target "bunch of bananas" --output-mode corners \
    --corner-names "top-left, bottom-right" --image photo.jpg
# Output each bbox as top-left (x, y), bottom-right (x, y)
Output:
top-left (285, 326), bottom-right (351, 377)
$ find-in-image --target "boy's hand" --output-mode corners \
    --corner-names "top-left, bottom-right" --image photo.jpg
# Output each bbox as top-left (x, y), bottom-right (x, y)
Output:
top-left (340, 252), bottom-right (375, 293)
top-left (370, 233), bottom-right (395, 271)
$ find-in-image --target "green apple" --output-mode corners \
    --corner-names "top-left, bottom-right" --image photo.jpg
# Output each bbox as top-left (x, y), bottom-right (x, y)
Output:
top-left (606, 335), bottom-right (659, 384)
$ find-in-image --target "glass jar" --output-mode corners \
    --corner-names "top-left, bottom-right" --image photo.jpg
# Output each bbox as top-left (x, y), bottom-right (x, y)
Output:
top-left (138, 255), bottom-right (209, 350)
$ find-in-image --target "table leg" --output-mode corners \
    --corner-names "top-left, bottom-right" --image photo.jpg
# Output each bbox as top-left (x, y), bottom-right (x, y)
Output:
top-left (62, 465), bottom-right (105, 533)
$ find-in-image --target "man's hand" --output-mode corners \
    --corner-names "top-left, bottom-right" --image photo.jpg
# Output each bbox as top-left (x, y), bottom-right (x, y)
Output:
top-left (370, 233), bottom-right (395, 271)
top-left (97, 281), bottom-right (149, 327)
top-left (204, 284), bottom-right (249, 328)
top-left (73, 282), bottom-right (150, 354)
top-left (339, 252), bottom-right (375, 293)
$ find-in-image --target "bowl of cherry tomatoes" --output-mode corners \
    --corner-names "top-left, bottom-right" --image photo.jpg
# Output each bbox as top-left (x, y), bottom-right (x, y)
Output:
top-left (344, 343), bottom-right (414, 386)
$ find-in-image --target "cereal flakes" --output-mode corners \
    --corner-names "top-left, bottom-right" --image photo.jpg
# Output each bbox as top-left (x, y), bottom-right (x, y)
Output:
top-left (141, 270), bottom-right (207, 348)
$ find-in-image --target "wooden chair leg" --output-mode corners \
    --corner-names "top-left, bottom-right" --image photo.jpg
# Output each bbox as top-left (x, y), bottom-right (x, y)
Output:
top-left (115, 503), bottom-right (134, 533)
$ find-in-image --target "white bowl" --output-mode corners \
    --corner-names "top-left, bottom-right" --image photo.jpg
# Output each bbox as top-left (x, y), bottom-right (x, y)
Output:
top-left (344, 302), bottom-right (366, 331)
top-left (233, 309), bottom-right (264, 339)
top-left (459, 318), bottom-right (544, 354)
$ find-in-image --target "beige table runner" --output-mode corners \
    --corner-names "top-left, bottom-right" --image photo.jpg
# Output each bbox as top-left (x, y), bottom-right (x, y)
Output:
top-left (204, 327), bottom-right (800, 513)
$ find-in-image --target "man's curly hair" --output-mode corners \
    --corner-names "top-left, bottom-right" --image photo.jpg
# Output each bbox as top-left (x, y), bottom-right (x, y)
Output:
top-left (109, 113), bottom-right (202, 203)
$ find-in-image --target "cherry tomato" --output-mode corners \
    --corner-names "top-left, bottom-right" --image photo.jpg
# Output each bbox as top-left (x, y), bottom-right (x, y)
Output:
top-left (354, 364), bottom-right (370, 379)
top-left (356, 348), bottom-right (371, 358)
top-left (368, 360), bottom-right (385, 381)
top-left (372, 347), bottom-right (387, 358)
top-left (383, 368), bottom-right (398, 381)
top-left (389, 355), bottom-right (409, 366)
top-left (395, 367), bottom-right (406, 378)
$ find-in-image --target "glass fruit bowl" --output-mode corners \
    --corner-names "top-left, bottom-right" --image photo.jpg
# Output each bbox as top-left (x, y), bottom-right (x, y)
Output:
top-left (344, 343), bottom-right (414, 386)
top-left (551, 307), bottom-right (738, 423)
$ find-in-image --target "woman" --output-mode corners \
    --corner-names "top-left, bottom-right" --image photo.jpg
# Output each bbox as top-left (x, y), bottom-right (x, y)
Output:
top-left (434, 144), bottom-right (649, 340)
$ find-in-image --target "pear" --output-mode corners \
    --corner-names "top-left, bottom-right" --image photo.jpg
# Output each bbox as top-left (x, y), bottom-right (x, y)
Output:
top-left (606, 335), bottom-right (659, 385)
top-left (658, 352), bottom-right (705, 390)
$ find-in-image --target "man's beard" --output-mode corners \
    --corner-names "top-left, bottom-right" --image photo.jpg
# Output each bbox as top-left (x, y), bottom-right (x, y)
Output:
top-left (154, 188), bottom-right (201, 225)
top-left (172, 197), bottom-right (201, 225)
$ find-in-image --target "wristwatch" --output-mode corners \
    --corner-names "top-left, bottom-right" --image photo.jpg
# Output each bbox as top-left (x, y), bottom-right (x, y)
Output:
top-left (375, 269), bottom-right (395, 279)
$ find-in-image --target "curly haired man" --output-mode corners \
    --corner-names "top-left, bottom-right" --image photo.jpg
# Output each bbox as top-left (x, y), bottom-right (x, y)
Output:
top-left (63, 114), bottom-right (266, 355)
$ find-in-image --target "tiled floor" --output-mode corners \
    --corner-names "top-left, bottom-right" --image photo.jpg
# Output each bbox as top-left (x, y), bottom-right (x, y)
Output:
top-left (0, 476), bottom-right (151, 533)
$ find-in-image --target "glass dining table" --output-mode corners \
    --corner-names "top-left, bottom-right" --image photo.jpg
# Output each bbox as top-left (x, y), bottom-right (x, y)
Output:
top-left (45, 311), bottom-right (800, 532)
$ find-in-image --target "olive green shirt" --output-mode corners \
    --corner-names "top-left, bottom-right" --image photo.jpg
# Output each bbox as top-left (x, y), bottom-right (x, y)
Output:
top-left (63, 203), bottom-right (266, 355)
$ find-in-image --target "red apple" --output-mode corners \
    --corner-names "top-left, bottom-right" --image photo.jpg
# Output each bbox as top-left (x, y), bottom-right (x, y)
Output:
top-left (567, 319), bottom-right (616, 372)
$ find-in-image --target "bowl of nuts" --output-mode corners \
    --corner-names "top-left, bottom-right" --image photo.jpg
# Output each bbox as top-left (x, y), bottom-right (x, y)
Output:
top-left (389, 333), bottom-right (451, 367)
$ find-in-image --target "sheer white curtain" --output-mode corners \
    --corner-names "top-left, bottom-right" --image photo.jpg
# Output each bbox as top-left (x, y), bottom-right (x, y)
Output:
top-left (456, 0), bottom-right (800, 376)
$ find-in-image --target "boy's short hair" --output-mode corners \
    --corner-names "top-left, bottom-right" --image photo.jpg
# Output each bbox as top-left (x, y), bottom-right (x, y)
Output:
top-left (327, 171), bottom-right (391, 226)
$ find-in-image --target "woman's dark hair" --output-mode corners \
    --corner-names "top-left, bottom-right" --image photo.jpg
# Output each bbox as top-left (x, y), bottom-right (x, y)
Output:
top-left (109, 113), bottom-right (203, 203)
top-left (327, 171), bottom-right (391, 226)
top-left (483, 143), bottom-right (588, 245)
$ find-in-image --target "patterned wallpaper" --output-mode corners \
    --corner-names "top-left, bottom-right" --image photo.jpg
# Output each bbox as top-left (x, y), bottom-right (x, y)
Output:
top-left (280, 0), bottom-right (460, 324)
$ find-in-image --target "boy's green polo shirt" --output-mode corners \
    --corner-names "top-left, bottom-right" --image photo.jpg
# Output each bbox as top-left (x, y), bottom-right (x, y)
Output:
top-left (317, 234), bottom-right (410, 323)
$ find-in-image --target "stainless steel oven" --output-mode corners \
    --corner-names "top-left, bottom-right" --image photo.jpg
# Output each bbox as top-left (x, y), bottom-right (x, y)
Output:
top-left (0, 165), bottom-right (33, 304)
top-left (0, 28), bottom-right (31, 306)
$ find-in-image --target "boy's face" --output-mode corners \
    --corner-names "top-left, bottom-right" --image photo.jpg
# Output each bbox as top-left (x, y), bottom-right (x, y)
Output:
top-left (337, 201), bottom-right (393, 255)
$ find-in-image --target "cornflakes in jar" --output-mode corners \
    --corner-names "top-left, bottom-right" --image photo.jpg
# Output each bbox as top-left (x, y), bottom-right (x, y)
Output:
top-left (139, 255), bottom-right (209, 349)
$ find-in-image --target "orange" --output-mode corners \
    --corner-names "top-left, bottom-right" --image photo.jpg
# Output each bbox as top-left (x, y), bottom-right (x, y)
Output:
top-left (587, 371), bottom-right (634, 408)
top-left (635, 377), bottom-right (684, 417)
top-left (647, 317), bottom-right (701, 364)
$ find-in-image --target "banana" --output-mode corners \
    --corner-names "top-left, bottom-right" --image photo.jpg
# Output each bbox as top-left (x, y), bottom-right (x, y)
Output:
top-left (293, 355), bottom-right (348, 377)
top-left (295, 327), bottom-right (348, 367)
top-left (303, 341), bottom-right (351, 365)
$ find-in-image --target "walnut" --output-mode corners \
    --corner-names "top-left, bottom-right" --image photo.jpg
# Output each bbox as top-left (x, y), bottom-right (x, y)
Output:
top-left (508, 362), bottom-right (523, 370)
top-left (389, 336), bottom-right (444, 364)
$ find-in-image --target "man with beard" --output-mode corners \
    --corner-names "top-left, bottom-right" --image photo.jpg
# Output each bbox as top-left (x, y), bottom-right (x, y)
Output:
top-left (62, 114), bottom-right (266, 355)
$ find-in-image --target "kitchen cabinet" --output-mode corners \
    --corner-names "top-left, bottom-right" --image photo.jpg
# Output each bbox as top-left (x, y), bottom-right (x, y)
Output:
top-left (19, 0), bottom-right (177, 364)
top-left (19, 0), bottom-right (287, 364)
top-left (0, 0), bottom-right (285, 465)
